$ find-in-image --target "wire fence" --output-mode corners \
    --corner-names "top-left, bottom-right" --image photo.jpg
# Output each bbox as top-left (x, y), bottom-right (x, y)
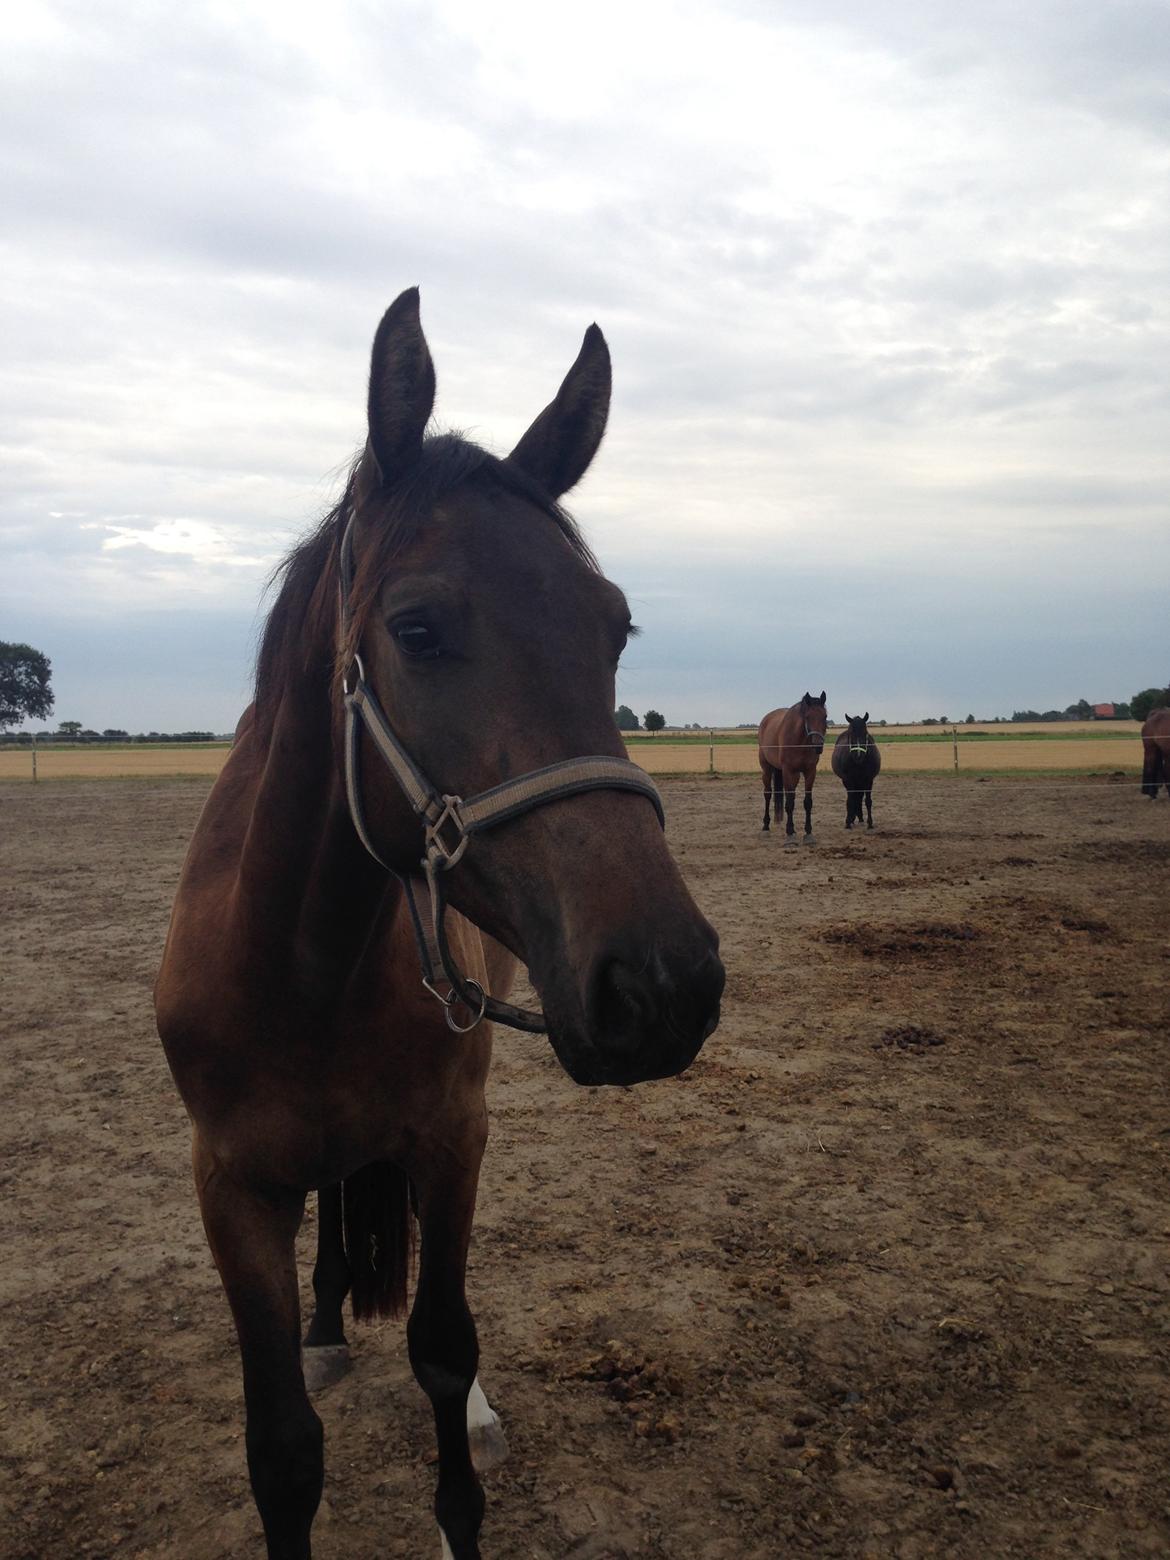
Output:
top-left (0, 725), bottom-right (1160, 790)
top-left (624, 727), bottom-right (1151, 785)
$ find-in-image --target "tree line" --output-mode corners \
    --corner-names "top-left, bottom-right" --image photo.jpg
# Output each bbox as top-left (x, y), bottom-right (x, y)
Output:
top-left (615, 705), bottom-right (665, 731)
top-left (1010, 690), bottom-right (1168, 723)
top-left (3, 726), bottom-right (220, 744)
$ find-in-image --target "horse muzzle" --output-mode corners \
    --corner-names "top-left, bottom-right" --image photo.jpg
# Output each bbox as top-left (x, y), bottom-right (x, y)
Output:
top-left (543, 929), bottom-right (725, 1086)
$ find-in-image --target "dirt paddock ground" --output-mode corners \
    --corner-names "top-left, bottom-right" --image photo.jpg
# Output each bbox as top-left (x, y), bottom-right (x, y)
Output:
top-left (2, 775), bottom-right (1168, 1558)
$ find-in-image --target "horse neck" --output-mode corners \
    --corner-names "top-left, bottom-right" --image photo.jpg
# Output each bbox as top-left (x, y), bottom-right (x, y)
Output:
top-left (237, 652), bottom-right (395, 986)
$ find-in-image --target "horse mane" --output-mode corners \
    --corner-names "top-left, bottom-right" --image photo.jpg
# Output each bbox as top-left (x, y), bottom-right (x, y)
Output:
top-left (253, 433), bottom-right (597, 739)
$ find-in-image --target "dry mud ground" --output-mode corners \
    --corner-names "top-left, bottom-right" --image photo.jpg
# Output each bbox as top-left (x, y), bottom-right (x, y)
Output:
top-left (1, 776), bottom-right (1168, 1560)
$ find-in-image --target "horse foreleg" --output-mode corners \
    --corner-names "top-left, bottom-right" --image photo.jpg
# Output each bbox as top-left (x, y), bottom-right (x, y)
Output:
top-left (407, 1150), bottom-right (502, 1560)
top-left (802, 777), bottom-right (816, 844)
top-left (303, 1183), bottom-right (353, 1391)
top-left (760, 767), bottom-right (772, 831)
top-left (865, 787), bottom-right (874, 829)
top-left (194, 1135), bottom-right (321, 1560)
top-left (783, 778), bottom-right (797, 843)
top-left (1142, 741), bottom-right (1162, 799)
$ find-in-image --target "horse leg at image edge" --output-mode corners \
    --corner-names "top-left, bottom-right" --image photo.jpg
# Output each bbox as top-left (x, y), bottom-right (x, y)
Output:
top-left (302, 1183), bottom-right (353, 1392)
top-left (194, 1137), bottom-right (321, 1560)
top-left (761, 767), bottom-right (773, 831)
top-left (408, 1155), bottom-right (507, 1560)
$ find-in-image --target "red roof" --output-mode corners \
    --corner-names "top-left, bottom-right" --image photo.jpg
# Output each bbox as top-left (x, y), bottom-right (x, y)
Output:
top-left (1092, 703), bottom-right (1115, 718)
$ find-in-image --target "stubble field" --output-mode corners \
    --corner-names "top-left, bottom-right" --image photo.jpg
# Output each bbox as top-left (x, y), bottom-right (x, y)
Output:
top-left (1, 773), bottom-right (1167, 1559)
top-left (0, 721), bottom-right (1145, 782)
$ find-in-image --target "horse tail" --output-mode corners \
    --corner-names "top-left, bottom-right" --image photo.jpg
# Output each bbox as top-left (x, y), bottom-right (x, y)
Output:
top-left (342, 1160), bottom-right (416, 1321)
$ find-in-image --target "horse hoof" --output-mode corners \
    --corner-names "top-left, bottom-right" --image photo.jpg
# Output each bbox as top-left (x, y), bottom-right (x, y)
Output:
top-left (803, 834), bottom-right (816, 847)
top-left (303, 1344), bottom-right (352, 1393)
top-left (784, 835), bottom-right (798, 848)
top-left (469, 1417), bottom-right (509, 1474)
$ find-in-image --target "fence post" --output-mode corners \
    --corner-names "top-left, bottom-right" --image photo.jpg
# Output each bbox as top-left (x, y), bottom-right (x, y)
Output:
top-left (708, 730), bottom-right (715, 776)
top-left (952, 725), bottom-right (959, 773)
top-left (31, 734), bottom-right (38, 784)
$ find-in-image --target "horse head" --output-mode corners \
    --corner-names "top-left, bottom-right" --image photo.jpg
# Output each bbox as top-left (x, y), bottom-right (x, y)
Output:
top-left (800, 690), bottom-right (828, 749)
top-left (339, 290), bottom-right (723, 1085)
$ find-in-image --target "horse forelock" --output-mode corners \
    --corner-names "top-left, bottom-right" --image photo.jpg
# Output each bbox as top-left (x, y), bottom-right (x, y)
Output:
top-left (253, 432), bottom-right (598, 739)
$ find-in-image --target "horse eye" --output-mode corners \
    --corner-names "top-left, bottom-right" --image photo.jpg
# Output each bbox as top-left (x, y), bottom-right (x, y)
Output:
top-left (394, 622), bottom-right (441, 659)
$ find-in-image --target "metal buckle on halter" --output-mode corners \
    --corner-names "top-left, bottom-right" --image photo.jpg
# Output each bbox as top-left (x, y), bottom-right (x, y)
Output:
top-left (342, 652), bottom-right (366, 698)
top-left (421, 974), bottom-right (488, 1033)
top-left (425, 794), bottom-right (470, 869)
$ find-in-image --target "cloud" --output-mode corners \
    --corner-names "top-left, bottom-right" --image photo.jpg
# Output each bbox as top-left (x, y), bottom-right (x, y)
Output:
top-left (1, 0), bottom-right (1167, 729)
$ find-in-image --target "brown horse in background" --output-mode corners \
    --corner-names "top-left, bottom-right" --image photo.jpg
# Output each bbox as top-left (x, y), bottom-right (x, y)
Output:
top-left (1141, 706), bottom-right (1170, 797)
top-left (831, 711), bottom-right (881, 830)
top-left (758, 691), bottom-right (828, 843)
top-left (155, 290), bottom-right (723, 1560)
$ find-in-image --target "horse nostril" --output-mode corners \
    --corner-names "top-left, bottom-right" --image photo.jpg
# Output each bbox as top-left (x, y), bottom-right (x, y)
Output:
top-left (590, 946), bottom-right (724, 1056)
top-left (595, 960), bottom-right (658, 1037)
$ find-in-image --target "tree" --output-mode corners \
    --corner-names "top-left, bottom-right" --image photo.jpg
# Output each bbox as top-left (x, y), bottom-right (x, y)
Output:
top-left (965, 714), bottom-right (975, 724)
top-left (0, 642), bottom-right (53, 731)
top-left (614, 704), bottom-right (640, 731)
top-left (643, 709), bottom-right (665, 732)
top-left (57, 720), bottom-right (82, 737)
top-left (1130, 686), bottom-right (1170, 723)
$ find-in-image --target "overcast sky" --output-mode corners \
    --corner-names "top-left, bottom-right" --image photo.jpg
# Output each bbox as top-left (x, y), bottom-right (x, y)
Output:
top-left (3, 0), bottom-right (1167, 730)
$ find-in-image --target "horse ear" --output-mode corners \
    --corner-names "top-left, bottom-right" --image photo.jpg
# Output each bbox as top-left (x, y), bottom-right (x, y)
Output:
top-left (820, 690), bottom-right (826, 704)
top-left (863, 710), bottom-right (869, 722)
top-left (367, 288), bottom-right (436, 484)
top-left (844, 713), bottom-right (851, 724)
top-left (507, 324), bottom-right (611, 498)
top-left (801, 692), bottom-right (811, 707)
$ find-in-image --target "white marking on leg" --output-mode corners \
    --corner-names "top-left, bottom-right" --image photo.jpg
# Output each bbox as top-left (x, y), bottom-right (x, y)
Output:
top-left (466, 1375), bottom-right (499, 1433)
top-left (466, 1373), bottom-right (509, 1472)
top-left (439, 1527), bottom-right (455, 1560)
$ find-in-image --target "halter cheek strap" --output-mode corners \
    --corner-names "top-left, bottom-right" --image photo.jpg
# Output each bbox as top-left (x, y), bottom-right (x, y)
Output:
top-left (338, 515), bottom-right (665, 1034)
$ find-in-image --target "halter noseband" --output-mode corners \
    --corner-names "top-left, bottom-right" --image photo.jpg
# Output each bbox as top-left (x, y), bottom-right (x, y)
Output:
top-left (337, 514), bottom-right (665, 1035)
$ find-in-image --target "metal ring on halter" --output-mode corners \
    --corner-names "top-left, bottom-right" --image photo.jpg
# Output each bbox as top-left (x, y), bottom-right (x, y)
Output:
top-left (444, 978), bottom-right (488, 1034)
top-left (342, 651), bottom-right (366, 698)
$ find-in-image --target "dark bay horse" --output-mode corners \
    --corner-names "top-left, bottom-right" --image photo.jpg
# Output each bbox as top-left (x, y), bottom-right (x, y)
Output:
top-left (155, 289), bottom-right (724, 1560)
top-left (831, 711), bottom-right (881, 830)
top-left (757, 691), bottom-right (828, 843)
top-left (1141, 705), bottom-right (1170, 797)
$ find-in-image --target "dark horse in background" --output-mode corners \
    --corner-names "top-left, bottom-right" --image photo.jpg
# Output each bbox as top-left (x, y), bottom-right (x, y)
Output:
top-left (155, 290), bottom-right (724, 1560)
top-left (831, 712), bottom-right (881, 830)
top-left (758, 691), bottom-right (828, 843)
top-left (1142, 705), bottom-right (1170, 797)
